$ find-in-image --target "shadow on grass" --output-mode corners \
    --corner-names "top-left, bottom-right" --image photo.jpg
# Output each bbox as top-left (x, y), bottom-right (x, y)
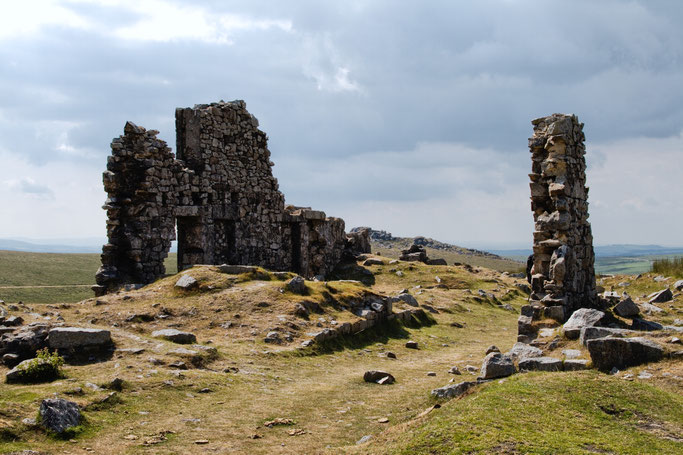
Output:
top-left (302, 311), bottom-right (436, 356)
top-left (329, 260), bottom-right (376, 286)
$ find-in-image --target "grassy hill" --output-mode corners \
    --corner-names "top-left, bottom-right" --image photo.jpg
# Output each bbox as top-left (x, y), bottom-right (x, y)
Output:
top-left (1, 254), bottom-right (681, 454)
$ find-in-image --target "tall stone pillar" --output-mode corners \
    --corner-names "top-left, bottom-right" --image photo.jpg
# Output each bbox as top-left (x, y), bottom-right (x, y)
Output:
top-left (520, 114), bottom-right (597, 341)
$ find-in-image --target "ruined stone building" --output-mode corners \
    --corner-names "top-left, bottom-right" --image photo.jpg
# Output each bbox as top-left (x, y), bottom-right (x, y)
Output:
top-left (519, 114), bottom-right (598, 340)
top-left (94, 101), bottom-right (368, 295)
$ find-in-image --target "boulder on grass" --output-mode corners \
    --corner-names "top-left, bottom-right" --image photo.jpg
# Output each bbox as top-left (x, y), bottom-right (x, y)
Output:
top-left (175, 275), bottom-right (198, 290)
top-left (586, 336), bottom-right (664, 371)
top-left (363, 370), bottom-right (395, 384)
top-left (480, 352), bottom-right (515, 379)
top-left (613, 297), bottom-right (639, 318)
top-left (648, 289), bottom-right (673, 304)
top-left (579, 326), bottom-right (634, 346)
top-left (562, 308), bottom-right (605, 339)
top-left (286, 276), bottom-right (307, 295)
top-left (40, 398), bottom-right (80, 434)
top-left (151, 329), bottom-right (196, 344)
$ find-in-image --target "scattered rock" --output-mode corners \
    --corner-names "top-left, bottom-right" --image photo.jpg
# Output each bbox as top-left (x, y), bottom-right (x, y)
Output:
top-left (506, 342), bottom-right (542, 361)
top-left (151, 329), bottom-right (196, 344)
top-left (264, 331), bottom-right (281, 344)
top-left (562, 308), bottom-right (606, 339)
top-left (2, 352), bottom-right (20, 367)
top-left (363, 258), bottom-right (384, 266)
top-left (107, 378), bottom-right (124, 391)
top-left (518, 356), bottom-right (563, 372)
top-left (485, 345), bottom-right (500, 355)
top-left (264, 417), bottom-right (294, 427)
top-left (630, 319), bottom-right (663, 331)
top-left (479, 352), bottom-right (515, 379)
top-left (640, 303), bottom-right (664, 315)
top-left (397, 293), bottom-right (419, 307)
top-left (47, 327), bottom-right (112, 350)
top-left (579, 326), bottom-right (634, 346)
top-left (286, 276), bottom-right (307, 295)
top-left (405, 341), bottom-right (418, 349)
top-left (40, 398), bottom-right (81, 434)
top-left (561, 349), bottom-right (581, 359)
top-left (563, 359), bottom-right (590, 371)
top-left (174, 275), bottom-right (198, 290)
top-left (426, 371), bottom-right (437, 376)
top-left (218, 264), bottom-right (257, 274)
top-left (648, 288), bottom-right (673, 304)
top-left (385, 351), bottom-right (396, 359)
top-left (357, 435), bottom-right (372, 445)
top-left (6, 357), bottom-right (61, 384)
top-left (514, 283), bottom-right (531, 294)
top-left (674, 280), bottom-right (683, 292)
top-left (363, 370), bottom-right (395, 384)
top-left (431, 381), bottom-right (476, 399)
top-left (448, 366), bottom-right (461, 375)
top-left (653, 275), bottom-right (668, 282)
top-left (3, 315), bottom-right (23, 326)
top-left (0, 323), bottom-right (50, 362)
top-left (586, 337), bottom-right (665, 371)
top-left (613, 297), bottom-right (639, 318)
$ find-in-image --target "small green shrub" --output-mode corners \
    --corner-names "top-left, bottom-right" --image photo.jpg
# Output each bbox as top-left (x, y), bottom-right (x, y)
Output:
top-left (11, 348), bottom-right (65, 383)
top-left (651, 256), bottom-right (683, 277)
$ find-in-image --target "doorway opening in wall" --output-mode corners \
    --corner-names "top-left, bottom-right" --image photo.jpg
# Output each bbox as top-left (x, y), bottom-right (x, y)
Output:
top-left (215, 219), bottom-right (237, 265)
top-left (176, 216), bottom-right (204, 271)
top-left (291, 222), bottom-right (302, 274)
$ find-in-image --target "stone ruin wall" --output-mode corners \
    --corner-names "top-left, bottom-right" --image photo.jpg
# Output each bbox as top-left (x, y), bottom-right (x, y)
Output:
top-left (523, 113), bottom-right (597, 335)
top-left (95, 101), bottom-right (367, 295)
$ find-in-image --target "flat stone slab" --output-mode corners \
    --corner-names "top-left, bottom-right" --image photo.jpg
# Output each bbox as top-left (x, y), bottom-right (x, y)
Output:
top-left (218, 264), bottom-right (257, 274)
top-left (563, 308), bottom-right (605, 339)
top-left (48, 327), bottom-right (112, 350)
top-left (580, 326), bottom-right (635, 346)
top-left (586, 336), bottom-right (664, 371)
top-left (506, 342), bottom-right (543, 361)
top-left (151, 329), bottom-right (197, 344)
top-left (431, 381), bottom-right (476, 399)
top-left (519, 356), bottom-right (563, 372)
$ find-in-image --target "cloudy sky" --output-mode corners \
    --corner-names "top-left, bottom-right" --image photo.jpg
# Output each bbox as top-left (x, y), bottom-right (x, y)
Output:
top-left (1, 0), bottom-right (682, 249)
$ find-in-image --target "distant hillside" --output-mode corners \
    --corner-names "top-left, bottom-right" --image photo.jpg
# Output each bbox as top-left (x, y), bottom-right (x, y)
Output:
top-left (0, 238), bottom-right (102, 253)
top-left (351, 227), bottom-right (523, 273)
top-left (490, 244), bottom-right (683, 259)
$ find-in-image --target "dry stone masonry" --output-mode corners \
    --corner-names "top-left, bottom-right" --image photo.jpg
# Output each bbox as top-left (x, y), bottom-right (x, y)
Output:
top-left (521, 114), bottom-right (597, 341)
top-left (95, 101), bottom-right (369, 295)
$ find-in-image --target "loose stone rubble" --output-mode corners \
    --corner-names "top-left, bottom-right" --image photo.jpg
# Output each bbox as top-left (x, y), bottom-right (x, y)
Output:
top-left (95, 101), bottom-right (370, 295)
